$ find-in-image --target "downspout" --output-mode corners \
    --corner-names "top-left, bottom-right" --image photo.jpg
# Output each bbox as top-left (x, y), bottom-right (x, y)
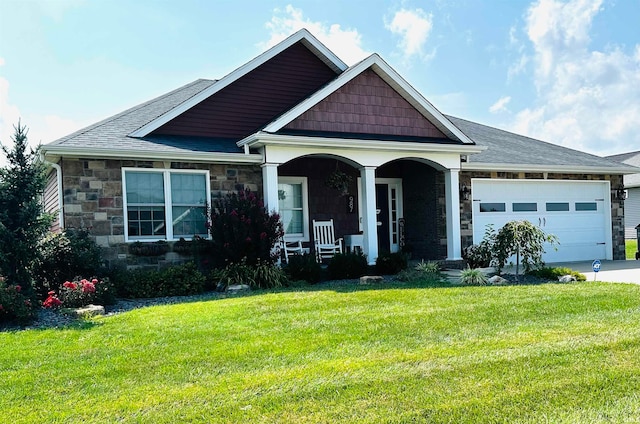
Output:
top-left (39, 153), bottom-right (64, 230)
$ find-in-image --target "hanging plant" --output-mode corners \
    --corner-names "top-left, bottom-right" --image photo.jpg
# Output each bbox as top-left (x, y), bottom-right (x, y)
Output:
top-left (325, 168), bottom-right (352, 196)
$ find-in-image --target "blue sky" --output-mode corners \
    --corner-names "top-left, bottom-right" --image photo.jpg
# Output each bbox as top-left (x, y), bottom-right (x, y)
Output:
top-left (1, 0), bottom-right (639, 163)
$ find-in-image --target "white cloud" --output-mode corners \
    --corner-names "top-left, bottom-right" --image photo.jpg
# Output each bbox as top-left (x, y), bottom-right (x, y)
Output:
top-left (508, 0), bottom-right (640, 156)
top-left (489, 96), bottom-right (512, 114)
top-left (261, 5), bottom-right (370, 66)
top-left (385, 8), bottom-right (434, 61)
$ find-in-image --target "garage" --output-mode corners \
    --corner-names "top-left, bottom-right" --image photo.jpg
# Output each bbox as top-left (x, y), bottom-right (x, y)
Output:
top-left (471, 179), bottom-right (612, 263)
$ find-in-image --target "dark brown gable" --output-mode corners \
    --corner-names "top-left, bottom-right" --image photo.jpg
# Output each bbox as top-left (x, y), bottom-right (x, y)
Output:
top-left (284, 69), bottom-right (447, 139)
top-left (153, 42), bottom-right (338, 140)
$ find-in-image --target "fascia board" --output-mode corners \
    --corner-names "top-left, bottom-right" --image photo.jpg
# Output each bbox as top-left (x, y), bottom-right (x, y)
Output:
top-left (128, 29), bottom-right (347, 138)
top-left (238, 132), bottom-right (485, 155)
top-left (462, 162), bottom-right (640, 175)
top-left (41, 146), bottom-right (263, 165)
top-left (263, 54), bottom-right (475, 145)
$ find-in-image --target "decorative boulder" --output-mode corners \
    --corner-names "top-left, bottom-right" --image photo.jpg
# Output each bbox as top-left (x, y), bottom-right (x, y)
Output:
top-left (227, 284), bottom-right (251, 293)
top-left (64, 304), bottom-right (105, 318)
top-left (558, 275), bottom-right (577, 283)
top-left (360, 275), bottom-right (384, 285)
top-left (488, 275), bottom-right (509, 286)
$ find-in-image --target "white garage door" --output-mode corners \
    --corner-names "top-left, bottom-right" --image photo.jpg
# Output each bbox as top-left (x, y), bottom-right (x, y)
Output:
top-left (471, 179), bottom-right (612, 263)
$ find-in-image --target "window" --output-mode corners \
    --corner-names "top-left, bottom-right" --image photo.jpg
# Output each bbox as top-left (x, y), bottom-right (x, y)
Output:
top-left (512, 202), bottom-right (537, 212)
top-left (123, 169), bottom-right (210, 241)
top-left (546, 202), bottom-right (569, 212)
top-left (278, 177), bottom-right (308, 240)
top-left (575, 202), bottom-right (597, 211)
top-left (480, 203), bottom-right (506, 212)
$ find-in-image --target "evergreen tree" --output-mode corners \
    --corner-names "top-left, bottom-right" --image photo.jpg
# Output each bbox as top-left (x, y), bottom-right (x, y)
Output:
top-left (0, 121), bottom-right (52, 294)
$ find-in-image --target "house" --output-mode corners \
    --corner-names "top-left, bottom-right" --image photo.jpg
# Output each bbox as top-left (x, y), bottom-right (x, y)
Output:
top-left (41, 29), bottom-right (637, 268)
top-left (606, 151), bottom-right (640, 240)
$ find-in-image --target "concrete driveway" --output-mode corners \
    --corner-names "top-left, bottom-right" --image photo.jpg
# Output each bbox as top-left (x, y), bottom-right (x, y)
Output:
top-left (549, 260), bottom-right (640, 284)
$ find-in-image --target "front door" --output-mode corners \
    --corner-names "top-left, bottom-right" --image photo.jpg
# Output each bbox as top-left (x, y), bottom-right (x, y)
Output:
top-left (358, 178), bottom-right (403, 253)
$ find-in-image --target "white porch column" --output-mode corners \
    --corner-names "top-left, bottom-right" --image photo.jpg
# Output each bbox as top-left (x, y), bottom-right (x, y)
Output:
top-left (261, 163), bottom-right (279, 213)
top-left (444, 169), bottom-right (463, 260)
top-left (360, 166), bottom-right (378, 265)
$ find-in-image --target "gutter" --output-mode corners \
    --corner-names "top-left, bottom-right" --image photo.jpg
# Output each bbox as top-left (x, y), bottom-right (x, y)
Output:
top-left (39, 153), bottom-right (64, 230)
top-left (462, 162), bottom-right (640, 175)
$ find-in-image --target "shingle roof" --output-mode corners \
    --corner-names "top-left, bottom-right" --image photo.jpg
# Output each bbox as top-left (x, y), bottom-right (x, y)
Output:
top-left (43, 77), bottom-right (637, 173)
top-left (447, 115), bottom-right (628, 170)
top-left (606, 151), bottom-right (640, 187)
top-left (46, 79), bottom-right (243, 154)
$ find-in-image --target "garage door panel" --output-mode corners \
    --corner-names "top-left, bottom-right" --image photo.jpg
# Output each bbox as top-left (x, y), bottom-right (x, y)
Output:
top-left (472, 180), bottom-right (611, 263)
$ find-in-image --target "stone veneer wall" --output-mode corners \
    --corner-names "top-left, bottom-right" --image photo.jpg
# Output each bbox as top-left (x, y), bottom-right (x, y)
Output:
top-left (458, 171), bottom-right (626, 261)
top-left (60, 158), bottom-right (263, 269)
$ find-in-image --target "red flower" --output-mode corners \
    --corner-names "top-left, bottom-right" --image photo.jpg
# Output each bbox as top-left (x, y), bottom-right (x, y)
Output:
top-left (91, 278), bottom-right (98, 284)
top-left (43, 295), bottom-right (62, 308)
top-left (63, 281), bottom-right (77, 289)
top-left (48, 290), bottom-right (56, 295)
top-left (14, 285), bottom-right (21, 292)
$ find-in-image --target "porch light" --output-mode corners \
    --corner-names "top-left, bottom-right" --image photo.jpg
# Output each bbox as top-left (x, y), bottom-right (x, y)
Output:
top-left (615, 184), bottom-right (627, 201)
top-left (460, 183), bottom-right (471, 201)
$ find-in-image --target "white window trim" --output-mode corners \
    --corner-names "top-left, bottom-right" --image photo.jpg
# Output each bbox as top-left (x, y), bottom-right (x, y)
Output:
top-left (278, 176), bottom-right (309, 242)
top-left (122, 167), bottom-right (211, 242)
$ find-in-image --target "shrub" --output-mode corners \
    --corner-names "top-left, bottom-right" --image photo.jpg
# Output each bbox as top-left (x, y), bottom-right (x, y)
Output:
top-left (459, 268), bottom-right (489, 286)
top-left (396, 260), bottom-right (447, 284)
top-left (0, 279), bottom-right (35, 323)
top-left (206, 189), bottom-right (284, 268)
top-left (285, 254), bottom-right (322, 284)
top-left (214, 259), bottom-right (289, 290)
top-left (528, 267), bottom-right (586, 282)
top-left (33, 229), bottom-right (103, 299)
top-left (55, 277), bottom-right (116, 308)
top-left (463, 225), bottom-right (496, 268)
top-left (115, 262), bottom-right (206, 298)
top-left (327, 252), bottom-right (368, 280)
top-left (375, 252), bottom-right (408, 275)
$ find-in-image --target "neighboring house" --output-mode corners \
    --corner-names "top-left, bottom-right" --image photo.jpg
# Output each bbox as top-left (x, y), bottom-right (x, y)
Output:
top-left (606, 151), bottom-right (640, 239)
top-left (41, 29), bottom-right (637, 268)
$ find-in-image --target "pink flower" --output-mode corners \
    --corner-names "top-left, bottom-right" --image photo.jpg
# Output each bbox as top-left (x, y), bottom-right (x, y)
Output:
top-left (91, 278), bottom-right (98, 284)
top-left (48, 290), bottom-right (56, 295)
top-left (82, 282), bottom-right (96, 293)
top-left (63, 281), bottom-right (77, 290)
top-left (80, 279), bottom-right (89, 286)
top-left (230, 210), bottom-right (238, 216)
top-left (14, 285), bottom-right (21, 292)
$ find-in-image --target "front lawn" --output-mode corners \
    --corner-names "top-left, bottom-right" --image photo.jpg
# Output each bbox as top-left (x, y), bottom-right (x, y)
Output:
top-left (627, 239), bottom-right (638, 260)
top-left (2, 281), bottom-right (640, 423)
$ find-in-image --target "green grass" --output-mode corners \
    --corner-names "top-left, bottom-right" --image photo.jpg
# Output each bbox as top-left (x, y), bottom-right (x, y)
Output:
top-left (3, 281), bottom-right (640, 423)
top-left (627, 239), bottom-right (638, 260)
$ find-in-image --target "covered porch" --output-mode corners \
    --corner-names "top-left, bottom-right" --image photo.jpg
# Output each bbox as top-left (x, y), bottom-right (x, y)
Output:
top-left (250, 135), bottom-right (482, 265)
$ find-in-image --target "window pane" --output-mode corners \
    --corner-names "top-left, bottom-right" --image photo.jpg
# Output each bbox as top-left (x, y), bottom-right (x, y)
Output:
top-left (278, 183), bottom-right (302, 209)
top-left (480, 203), bottom-right (505, 212)
top-left (576, 202), bottom-right (597, 211)
top-left (171, 173), bottom-right (206, 205)
top-left (546, 202), bottom-right (569, 212)
top-left (512, 202), bottom-right (537, 212)
top-left (127, 206), bottom-right (165, 236)
top-left (126, 172), bottom-right (164, 204)
top-left (172, 206), bottom-right (208, 237)
top-left (281, 210), bottom-right (303, 234)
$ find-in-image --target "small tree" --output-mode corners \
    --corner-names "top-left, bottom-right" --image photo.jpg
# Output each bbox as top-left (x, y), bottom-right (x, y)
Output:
top-left (0, 121), bottom-right (52, 295)
top-left (206, 188), bottom-right (283, 268)
top-left (493, 220), bottom-right (558, 280)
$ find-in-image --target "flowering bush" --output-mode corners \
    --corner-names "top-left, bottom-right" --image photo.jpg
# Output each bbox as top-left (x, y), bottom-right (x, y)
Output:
top-left (43, 277), bottom-right (115, 309)
top-left (0, 277), bottom-right (36, 323)
top-left (205, 188), bottom-right (284, 268)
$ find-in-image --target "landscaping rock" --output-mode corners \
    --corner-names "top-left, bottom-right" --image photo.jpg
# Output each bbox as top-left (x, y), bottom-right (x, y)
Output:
top-left (488, 275), bottom-right (509, 286)
top-left (227, 284), bottom-right (250, 292)
top-left (65, 304), bottom-right (105, 318)
top-left (360, 275), bottom-right (384, 285)
top-left (558, 275), bottom-right (577, 283)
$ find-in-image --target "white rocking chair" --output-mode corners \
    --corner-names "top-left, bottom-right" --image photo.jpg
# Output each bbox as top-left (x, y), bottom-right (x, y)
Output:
top-left (281, 239), bottom-right (304, 263)
top-left (313, 219), bottom-right (343, 262)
